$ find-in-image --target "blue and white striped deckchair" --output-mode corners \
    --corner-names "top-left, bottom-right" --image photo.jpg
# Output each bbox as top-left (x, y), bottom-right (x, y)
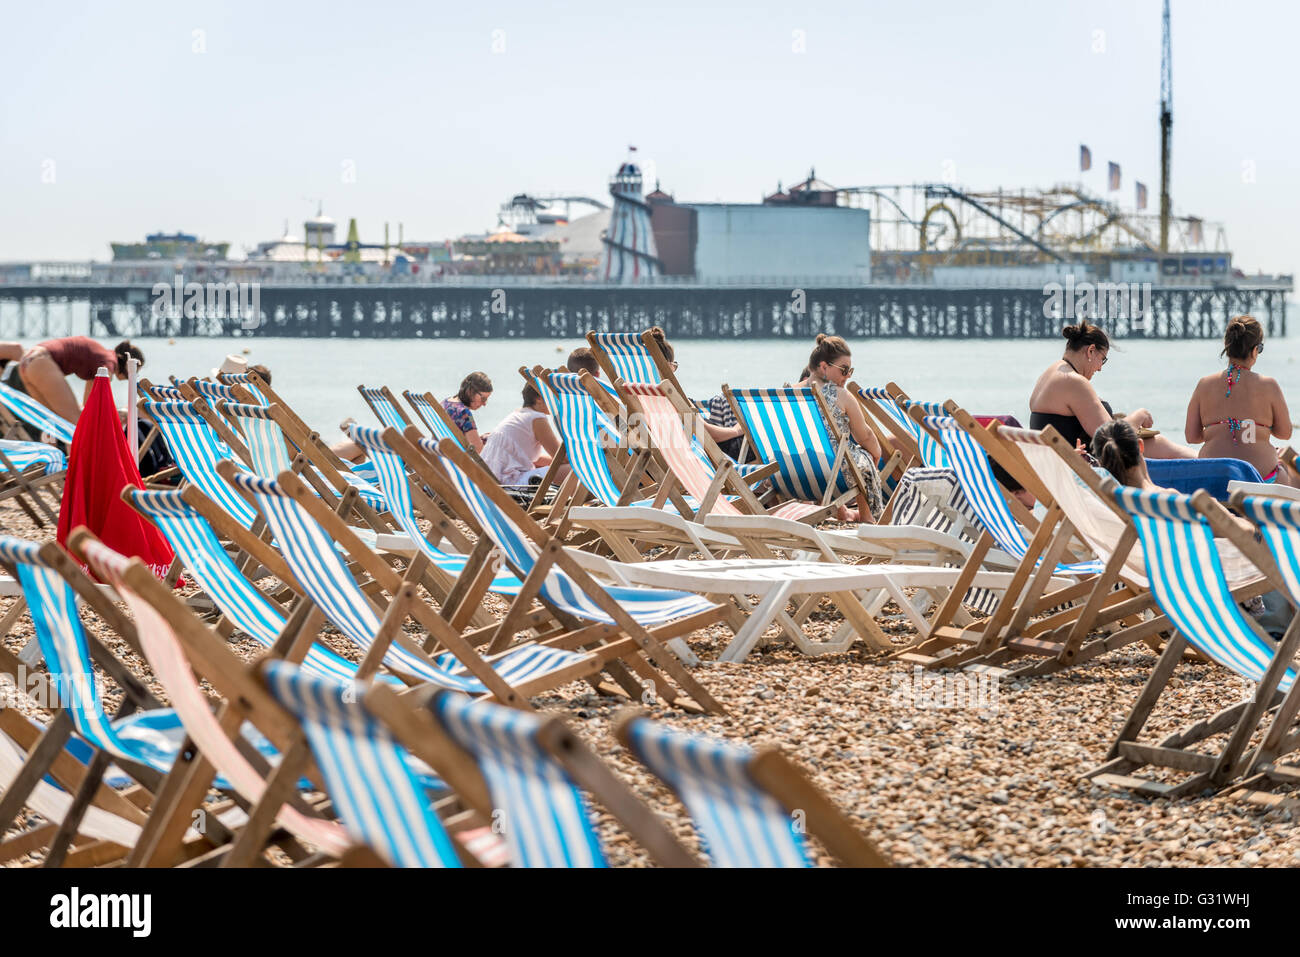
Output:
top-left (924, 415), bottom-right (1101, 576)
top-left (535, 371), bottom-right (631, 507)
top-left (0, 381), bottom-right (75, 445)
top-left (727, 386), bottom-right (859, 504)
top-left (127, 488), bottom-right (402, 688)
top-left (1086, 486), bottom-right (1300, 796)
top-left (220, 401), bottom-right (387, 512)
top-left (218, 371), bottom-right (268, 405)
top-left (259, 661), bottom-right (463, 868)
top-left (347, 424), bottom-right (523, 596)
top-left (408, 437), bottom-right (724, 710)
top-left (589, 331), bottom-right (660, 385)
top-left (416, 437), bottom-right (722, 629)
top-left (403, 390), bottom-right (474, 449)
top-left (616, 713), bottom-right (888, 867)
top-left (190, 379), bottom-right (248, 407)
top-left (855, 385), bottom-right (948, 469)
top-left (427, 691), bottom-right (607, 867)
top-left (221, 467), bottom-right (597, 698)
top-left (0, 537), bottom-right (280, 783)
top-left (0, 439), bottom-right (64, 477)
top-left (358, 386), bottom-right (412, 431)
top-left (143, 400), bottom-right (259, 528)
top-left (142, 383), bottom-right (187, 401)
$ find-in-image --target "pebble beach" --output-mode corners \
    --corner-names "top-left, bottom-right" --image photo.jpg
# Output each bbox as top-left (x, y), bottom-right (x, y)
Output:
top-left (3, 496), bottom-right (1293, 869)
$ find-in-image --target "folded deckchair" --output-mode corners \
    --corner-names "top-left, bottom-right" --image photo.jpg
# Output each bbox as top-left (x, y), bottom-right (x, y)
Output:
top-left (614, 711), bottom-right (889, 867)
top-left (392, 431), bottom-right (728, 711)
top-left (0, 439), bottom-right (65, 526)
top-left (364, 683), bottom-right (699, 867)
top-left (214, 458), bottom-right (654, 710)
top-left (68, 532), bottom-right (354, 867)
top-left (1085, 486), bottom-right (1300, 798)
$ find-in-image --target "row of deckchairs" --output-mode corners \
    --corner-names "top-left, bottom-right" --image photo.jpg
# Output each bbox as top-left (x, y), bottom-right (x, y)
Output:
top-left (0, 443), bottom-right (887, 865)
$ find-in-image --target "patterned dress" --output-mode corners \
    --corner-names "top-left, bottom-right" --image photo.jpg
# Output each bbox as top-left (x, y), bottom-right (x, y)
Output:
top-left (817, 381), bottom-right (884, 520)
top-left (442, 398), bottom-right (477, 436)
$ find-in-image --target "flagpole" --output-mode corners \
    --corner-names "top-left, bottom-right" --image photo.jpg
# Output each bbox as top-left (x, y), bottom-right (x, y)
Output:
top-left (126, 357), bottom-right (139, 458)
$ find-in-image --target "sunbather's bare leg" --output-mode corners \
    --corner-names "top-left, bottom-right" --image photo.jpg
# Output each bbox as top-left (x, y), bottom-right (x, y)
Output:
top-left (18, 351), bottom-right (80, 423)
top-left (1142, 434), bottom-right (1196, 459)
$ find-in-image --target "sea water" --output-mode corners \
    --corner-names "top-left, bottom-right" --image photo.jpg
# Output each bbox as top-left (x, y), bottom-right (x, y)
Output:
top-left (8, 334), bottom-right (1299, 442)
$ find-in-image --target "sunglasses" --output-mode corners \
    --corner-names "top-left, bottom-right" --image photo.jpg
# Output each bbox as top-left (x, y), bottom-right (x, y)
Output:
top-left (829, 362), bottom-right (854, 376)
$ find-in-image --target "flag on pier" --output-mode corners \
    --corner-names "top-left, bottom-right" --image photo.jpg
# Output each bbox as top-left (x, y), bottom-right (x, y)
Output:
top-left (1108, 162), bottom-right (1121, 191)
top-left (1079, 145), bottom-right (1091, 171)
top-left (1136, 181), bottom-right (1148, 209)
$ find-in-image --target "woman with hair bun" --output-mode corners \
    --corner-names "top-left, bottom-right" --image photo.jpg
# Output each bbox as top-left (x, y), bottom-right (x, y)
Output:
top-left (800, 333), bottom-right (885, 522)
top-left (1185, 315), bottom-right (1294, 484)
top-left (1029, 321), bottom-right (1193, 460)
top-left (1090, 419), bottom-right (1168, 491)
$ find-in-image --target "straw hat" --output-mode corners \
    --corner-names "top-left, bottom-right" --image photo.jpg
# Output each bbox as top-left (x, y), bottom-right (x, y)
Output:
top-left (211, 354), bottom-right (248, 378)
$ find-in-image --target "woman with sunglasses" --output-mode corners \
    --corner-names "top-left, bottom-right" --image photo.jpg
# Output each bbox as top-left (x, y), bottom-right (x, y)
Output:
top-left (1030, 321), bottom-right (1193, 460)
top-left (801, 333), bottom-right (884, 522)
top-left (1185, 315), bottom-right (1294, 484)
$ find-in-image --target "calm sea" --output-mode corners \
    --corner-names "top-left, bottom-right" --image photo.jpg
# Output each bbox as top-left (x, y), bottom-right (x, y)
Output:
top-left (7, 334), bottom-right (1298, 441)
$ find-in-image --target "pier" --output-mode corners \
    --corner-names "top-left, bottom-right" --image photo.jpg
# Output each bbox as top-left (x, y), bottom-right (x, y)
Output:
top-left (0, 277), bottom-right (1288, 340)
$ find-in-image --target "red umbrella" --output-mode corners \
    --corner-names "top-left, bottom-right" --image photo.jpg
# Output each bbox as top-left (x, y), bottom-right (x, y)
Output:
top-left (57, 368), bottom-right (174, 579)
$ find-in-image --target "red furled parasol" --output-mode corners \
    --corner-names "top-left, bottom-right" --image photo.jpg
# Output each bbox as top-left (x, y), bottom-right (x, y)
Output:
top-left (56, 368), bottom-right (174, 578)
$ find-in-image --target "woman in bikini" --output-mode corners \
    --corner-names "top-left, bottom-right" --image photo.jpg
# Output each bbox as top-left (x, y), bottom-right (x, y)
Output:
top-left (1185, 315), bottom-right (1294, 485)
top-left (1029, 321), bottom-right (1194, 460)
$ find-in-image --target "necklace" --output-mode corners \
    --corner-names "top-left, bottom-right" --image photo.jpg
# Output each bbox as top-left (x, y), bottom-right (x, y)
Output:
top-left (1225, 363), bottom-right (1246, 398)
top-left (1062, 356), bottom-right (1085, 376)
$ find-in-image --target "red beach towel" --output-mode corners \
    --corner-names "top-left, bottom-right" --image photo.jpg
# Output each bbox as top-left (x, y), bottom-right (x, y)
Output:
top-left (56, 369), bottom-right (174, 579)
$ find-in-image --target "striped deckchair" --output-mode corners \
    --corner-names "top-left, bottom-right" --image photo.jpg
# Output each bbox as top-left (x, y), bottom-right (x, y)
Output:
top-left (619, 380), bottom-right (822, 523)
top-left (347, 423), bottom-right (524, 600)
top-left (896, 410), bottom-right (1107, 669)
top-left (358, 385), bottom-right (414, 431)
top-left (0, 439), bottom-right (65, 525)
top-left (403, 390), bottom-right (466, 446)
top-left (615, 712), bottom-right (888, 867)
top-left (1086, 486), bottom-right (1300, 798)
top-left (256, 661), bottom-right (469, 868)
top-left (397, 432), bottom-right (727, 712)
top-left (411, 688), bottom-right (670, 866)
top-left (724, 385), bottom-right (896, 514)
top-left (124, 486), bottom-right (405, 689)
top-left (218, 400), bottom-right (388, 514)
top-left (70, 533), bottom-right (353, 867)
top-left (143, 399), bottom-right (259, 528)
top-left (973, 423), bottom-right (1267, 677)
top-left (217, 370), bottom-right (268, 405)
top-left (0, 381), bottom-right (75, 445)
top-left (853, 384), bottom-right (947, 471)
top-left (214, 460), bottom-right (616, 708)
top-left (0, 537), bottom-right (263, 865)
top-left (587, 331), bottom-right (662, 386)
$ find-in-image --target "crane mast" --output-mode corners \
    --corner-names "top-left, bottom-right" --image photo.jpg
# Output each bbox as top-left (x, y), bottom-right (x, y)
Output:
top-left (1159, 0), bottom-right (1172, 252)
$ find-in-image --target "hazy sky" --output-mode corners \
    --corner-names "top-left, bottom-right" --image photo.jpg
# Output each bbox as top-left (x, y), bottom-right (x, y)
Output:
top-left (4, 0), bottom-right (1297, 279)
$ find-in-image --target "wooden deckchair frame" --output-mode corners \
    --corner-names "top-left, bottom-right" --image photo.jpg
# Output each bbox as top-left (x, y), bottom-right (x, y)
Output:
top-left (393, 428), bottom-right (730, 714)
top-left (1085, 487), bottom-right (1300, 799)
top-left (613, 710), bottom-right (889, 867)
top-left (363, 683), bottom-right (700, 867)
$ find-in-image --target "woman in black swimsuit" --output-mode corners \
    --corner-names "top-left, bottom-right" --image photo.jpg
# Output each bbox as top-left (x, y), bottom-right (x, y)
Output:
top-left (1028, 321), bottom-right (1194, 459)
